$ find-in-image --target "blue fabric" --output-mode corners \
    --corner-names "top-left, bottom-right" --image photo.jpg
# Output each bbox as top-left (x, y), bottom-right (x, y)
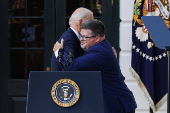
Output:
top-left (131, 0), bottom-right (168, 112)
top-left (51, 28), bottom-right (84, 71)
top-left (68, 40), bottom-right (137, 113)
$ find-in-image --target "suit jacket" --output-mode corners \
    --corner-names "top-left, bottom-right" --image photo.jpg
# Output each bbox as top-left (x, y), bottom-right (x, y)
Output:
top-left (51, 27), bottom-right (84, 71)
top-left (67, 39), bottom-right (137, 113)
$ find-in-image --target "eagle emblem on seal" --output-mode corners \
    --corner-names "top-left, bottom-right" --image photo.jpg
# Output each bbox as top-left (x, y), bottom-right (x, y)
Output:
top-left (60, 86), bottom-right (72, 100)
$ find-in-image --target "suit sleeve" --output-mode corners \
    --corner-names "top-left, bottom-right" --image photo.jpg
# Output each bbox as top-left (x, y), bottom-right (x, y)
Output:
top-left (51, 52), bottom-right (62, 71)
top-left (59, 33), bottom-right (77, 55)
top-left (68, 49), bottom-right (106, 71)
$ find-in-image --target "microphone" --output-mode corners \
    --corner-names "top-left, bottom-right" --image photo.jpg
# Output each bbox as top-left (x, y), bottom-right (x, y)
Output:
top-left (68, 49), bottom-right (74, 64)
top-left (58, 49), bottom-right (64, 63)
top-left (57, 49), bottom-right (68, 71)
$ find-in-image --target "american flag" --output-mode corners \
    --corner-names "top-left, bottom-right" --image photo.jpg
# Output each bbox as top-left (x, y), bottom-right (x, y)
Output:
top-left (130, 0), bottom-right (169, 112)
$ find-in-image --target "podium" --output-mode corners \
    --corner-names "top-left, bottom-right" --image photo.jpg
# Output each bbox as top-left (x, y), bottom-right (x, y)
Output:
top-left (26, 71), bottom-right (104, 113)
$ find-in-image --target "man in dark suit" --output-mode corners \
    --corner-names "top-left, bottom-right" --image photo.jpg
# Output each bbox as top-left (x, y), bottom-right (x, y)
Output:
top-left (53, 19), bottom-right (137, 113)
top-left (51, 7), bottom-right (94, 71)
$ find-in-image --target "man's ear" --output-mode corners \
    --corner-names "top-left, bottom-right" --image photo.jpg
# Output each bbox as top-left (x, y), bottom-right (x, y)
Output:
top-left (95, 36), bottom-right (101, 43)
top-left (77, 19), bottom-right (83, 33)
top-left (79, 19), bottom-right (83, 25)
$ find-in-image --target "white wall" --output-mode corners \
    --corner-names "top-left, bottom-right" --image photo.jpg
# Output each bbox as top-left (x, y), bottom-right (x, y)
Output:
top-left (119, 0), bottom-right (167, 113)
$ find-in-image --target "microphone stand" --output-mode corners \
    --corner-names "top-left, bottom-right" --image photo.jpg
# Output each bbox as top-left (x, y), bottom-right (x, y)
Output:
top-left (58, 58), bottom-right (68, 71)
top-left (62, 61), bottom-right (68, 71)
top-left (58, 55), bottom-right (66, 71)
top-left (67, 49), bottom-right (74, 68)
top-left (58, 61), bottom-right (67, 71)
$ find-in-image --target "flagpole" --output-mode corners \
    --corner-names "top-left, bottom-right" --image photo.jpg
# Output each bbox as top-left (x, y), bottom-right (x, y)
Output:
top-left (166, 46), bottom-right (170, 113)
top-left (146, 0), bottom-right (152, 12)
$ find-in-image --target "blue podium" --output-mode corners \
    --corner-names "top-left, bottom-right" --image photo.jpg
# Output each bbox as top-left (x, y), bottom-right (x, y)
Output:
top-left (26, 71), bottom-right (104, 113)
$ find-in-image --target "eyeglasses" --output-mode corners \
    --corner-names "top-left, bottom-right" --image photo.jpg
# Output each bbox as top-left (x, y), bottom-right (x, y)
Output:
top-left (79, 34), bottom-right (97, 40)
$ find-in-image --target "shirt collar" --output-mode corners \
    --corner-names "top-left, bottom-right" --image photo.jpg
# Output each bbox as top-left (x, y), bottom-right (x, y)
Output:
top-left (70, 27), bottom-right (80, 39)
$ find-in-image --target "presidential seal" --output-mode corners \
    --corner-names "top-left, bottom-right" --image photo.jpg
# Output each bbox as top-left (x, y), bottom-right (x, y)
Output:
top-left (51, 79), bottom-right (80, 107)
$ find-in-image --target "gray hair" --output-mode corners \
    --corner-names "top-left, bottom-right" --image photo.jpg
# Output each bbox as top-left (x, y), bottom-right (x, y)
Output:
top-left (69, 7), bottom-right (93, 26)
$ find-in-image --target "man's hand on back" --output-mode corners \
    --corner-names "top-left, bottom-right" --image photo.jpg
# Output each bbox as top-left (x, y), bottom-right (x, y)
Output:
top-left (53, 39), bottom-right (64, 52)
